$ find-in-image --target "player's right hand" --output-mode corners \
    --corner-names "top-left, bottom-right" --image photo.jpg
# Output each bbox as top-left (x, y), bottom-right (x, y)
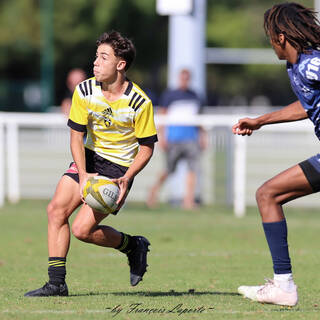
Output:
top-left (232, 117), bottom-right (262, 136)
top-left (79, 172), bottom-right (98, 202)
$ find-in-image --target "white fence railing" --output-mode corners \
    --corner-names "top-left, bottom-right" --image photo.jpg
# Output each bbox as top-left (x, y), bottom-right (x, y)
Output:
top-left (0, 111), bottom-right (318, 217)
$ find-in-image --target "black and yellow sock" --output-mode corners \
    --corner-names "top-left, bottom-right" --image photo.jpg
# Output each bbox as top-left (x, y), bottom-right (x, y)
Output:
top-left (48, 257), bottom-right (66, 286)
top-left (116, 233), bottom-right (137, 254)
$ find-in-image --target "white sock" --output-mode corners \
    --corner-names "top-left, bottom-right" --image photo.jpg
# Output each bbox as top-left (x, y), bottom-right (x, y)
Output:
top-left (274, 273), bottom-right (295, 292)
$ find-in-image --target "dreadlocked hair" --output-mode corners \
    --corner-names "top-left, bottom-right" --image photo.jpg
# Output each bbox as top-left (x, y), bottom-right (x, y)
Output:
top-left (264, 2), bottom-right (320, 53)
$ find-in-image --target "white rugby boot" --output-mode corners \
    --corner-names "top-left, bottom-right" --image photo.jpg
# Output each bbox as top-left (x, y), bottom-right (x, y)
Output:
top-left (238, 284), bottom-right (263, 301)
top-left (238, 279), bottom-right (298, 306)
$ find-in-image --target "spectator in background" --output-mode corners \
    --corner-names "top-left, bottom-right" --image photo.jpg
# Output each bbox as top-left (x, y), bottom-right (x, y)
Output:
top-left (60, 68), bottom-right (86, 116)
top-left (147, 69), bottom-right (207, 210)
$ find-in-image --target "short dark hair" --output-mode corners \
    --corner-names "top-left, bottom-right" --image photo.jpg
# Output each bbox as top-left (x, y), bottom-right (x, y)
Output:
top-left (264, 2), bottom-right (320, 53)
top-left (96, 31), bottom-right (136, 71)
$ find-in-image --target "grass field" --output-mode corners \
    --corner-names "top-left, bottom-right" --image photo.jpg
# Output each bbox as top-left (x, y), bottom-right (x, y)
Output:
top-left (1, 200), bottom-right (320, 319)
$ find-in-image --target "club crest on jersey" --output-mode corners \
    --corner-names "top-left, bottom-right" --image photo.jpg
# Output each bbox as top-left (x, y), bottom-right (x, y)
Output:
top-left (102, 107), bottom-right (113, 127)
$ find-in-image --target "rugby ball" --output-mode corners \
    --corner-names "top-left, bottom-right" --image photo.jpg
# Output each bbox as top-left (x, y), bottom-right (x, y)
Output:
top-left (83, 176), bottom-right (120, 214)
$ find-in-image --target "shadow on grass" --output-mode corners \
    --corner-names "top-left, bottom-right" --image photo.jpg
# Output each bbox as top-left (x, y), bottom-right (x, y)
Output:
top-left (70, 290), bottom-right (240, 297)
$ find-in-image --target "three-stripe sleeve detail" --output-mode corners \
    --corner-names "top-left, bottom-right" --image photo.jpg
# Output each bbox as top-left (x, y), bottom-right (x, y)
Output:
top-left (129, 92), bottom-right (146, 111)
top-left (79, 80), bottom-right (93, 97)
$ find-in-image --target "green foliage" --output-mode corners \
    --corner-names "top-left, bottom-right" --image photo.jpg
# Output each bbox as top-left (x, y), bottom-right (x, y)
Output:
top-left (206, 0), bottom-right (314, 48)
top-left (0, 0), bottom-right (40, 72)
top-left (0, 0), bottom-right (167, 107)
top-left (207, 4), bottom-right (266, 48)
top-left (0, 1), bottom-right (40, 48)
top-left (0, 0), bottom-right (317, 108)
top-left (205, 0), bottom-right (315, 106)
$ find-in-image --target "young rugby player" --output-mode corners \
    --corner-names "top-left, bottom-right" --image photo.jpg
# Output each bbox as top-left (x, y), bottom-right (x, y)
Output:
top-left (233, 2), bottom-right (320, 306)
top-left (25, 31), bottom-right (157, 296)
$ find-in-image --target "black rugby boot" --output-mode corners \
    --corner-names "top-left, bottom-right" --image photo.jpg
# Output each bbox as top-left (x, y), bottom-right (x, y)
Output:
top-left (24, 282), bottom-right (68, 297)
top-left (127, 236), bottom-right (150, 286)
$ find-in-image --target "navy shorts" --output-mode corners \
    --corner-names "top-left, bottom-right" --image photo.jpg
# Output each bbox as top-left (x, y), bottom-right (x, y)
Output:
top-left (63, 148), bottom-right (133, 214)
top-left (299, 153), bottom-right (320, 192)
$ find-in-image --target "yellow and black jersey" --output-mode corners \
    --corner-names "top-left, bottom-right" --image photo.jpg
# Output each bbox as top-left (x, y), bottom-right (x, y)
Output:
top-left (67, 77), bottom-right (158, 167)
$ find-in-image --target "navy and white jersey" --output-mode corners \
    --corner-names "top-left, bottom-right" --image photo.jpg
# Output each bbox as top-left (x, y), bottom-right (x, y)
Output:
top-left (160, 89), bottom-right (201, 143)
top-left (287, 49), bottom-right (320, 139)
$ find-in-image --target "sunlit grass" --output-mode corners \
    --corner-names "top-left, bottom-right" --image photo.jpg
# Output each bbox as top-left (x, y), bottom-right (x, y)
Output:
top-left (0, 200), bottom-right (319, 319)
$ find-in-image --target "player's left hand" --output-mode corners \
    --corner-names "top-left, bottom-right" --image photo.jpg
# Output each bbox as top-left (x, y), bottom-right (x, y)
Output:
top-left (111, 176), bottom-right (131, 209)
top-left (232, 117), bottom-right (261, 136)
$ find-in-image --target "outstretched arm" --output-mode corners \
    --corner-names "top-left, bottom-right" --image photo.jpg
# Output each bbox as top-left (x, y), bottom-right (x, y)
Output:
top-left (232, 100), bottom-right (308, 136)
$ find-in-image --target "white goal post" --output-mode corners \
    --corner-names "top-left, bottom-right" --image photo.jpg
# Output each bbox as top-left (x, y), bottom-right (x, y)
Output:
top-left (0, 111), bottom-right (318, 217)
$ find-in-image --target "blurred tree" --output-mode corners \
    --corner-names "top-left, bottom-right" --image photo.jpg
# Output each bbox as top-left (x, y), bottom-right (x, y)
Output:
top-left (206, 0), bottom-right (314, 106)
top-left (54, 0), bottom-right (167, 107)
top-left (0, 0), bottom-right (316, 110)
top-left (207, 0), bottom-right (314, 48)
top-left (0, 0), bottom-right (167, 110)
top-left (0, 0), bottom-right (40, 77)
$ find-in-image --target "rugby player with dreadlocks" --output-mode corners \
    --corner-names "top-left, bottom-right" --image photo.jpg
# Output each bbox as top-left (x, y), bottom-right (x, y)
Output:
top-left (233, 2), bottom-right (320, 306)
